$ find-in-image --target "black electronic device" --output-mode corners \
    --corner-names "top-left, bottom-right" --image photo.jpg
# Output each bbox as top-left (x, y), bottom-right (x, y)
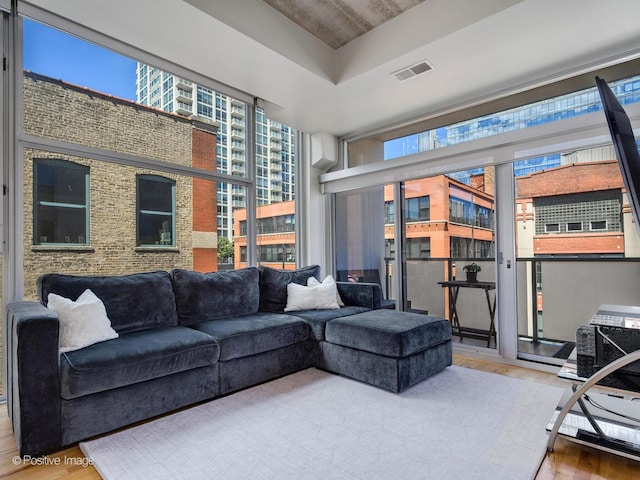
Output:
top-left (595, 76), bottom-right (640, 238)
top-left (576, 304), bottom-right (640, 391)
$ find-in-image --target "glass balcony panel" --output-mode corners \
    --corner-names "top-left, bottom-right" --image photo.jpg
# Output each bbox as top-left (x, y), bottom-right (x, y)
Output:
top-left (514, 146), bottom-right (640, 364)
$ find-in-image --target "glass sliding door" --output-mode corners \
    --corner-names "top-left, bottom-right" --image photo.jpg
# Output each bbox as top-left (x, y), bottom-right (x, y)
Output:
top-left (401, 169), bottom-right (496, 348)
top-left (334, 185), bottom-right (396, 306)
top-left (515, 147), bottom-right (640, 364)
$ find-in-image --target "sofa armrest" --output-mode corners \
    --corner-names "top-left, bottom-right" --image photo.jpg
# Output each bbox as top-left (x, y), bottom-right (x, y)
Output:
top-left (6, 301), bottom-right (62, 456)
top-left (336, 282), bottom-right (382, 310)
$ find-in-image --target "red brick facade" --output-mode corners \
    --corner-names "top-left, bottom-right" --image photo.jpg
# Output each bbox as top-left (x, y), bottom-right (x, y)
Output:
top-left (191, 123), bottom-right (218, 272)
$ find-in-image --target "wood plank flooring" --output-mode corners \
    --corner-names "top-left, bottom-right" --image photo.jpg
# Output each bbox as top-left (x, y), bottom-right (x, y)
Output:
top-left (0, 354), bottom-right (638, 479)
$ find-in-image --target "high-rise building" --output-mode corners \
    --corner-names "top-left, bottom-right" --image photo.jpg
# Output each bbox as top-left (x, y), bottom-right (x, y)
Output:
top-left (388, 75), bottom-right (640, 182)
top-left (135, 64), bottom-right (296, 241)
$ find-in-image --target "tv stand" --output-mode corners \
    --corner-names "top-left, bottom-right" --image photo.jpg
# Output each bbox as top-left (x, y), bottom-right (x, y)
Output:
top-left (547, 349), bottom-right (640, 460)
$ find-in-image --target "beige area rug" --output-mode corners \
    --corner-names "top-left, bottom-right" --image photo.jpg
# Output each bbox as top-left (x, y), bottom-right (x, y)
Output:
top-left (80, 366), bottom-right (563, 480)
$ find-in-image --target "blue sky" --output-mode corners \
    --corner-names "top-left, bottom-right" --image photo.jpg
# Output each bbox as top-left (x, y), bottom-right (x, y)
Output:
top-left (23, 19), bottom-right (137, 101)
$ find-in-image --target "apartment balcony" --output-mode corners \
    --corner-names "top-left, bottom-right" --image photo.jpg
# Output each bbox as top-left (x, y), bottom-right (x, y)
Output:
top-left (175, 77), bottom-right (193, 89)
top-left (231, 141), bottom-right (245, 152)
top-left (231, 118), bottom-right (245, 127)
top-left (270, 129), bottom-right (282, 140)
top-left (230, 97), bottom-right (244, 107)
top-left (175, 88), bottom-right (193, 102)
top-left (377, 256), bottom-right (640, 364)
top-left (230, 128), bottom-right (244, 140)
top-left (231, 106), bottom-right (245, 116)
top-left (231, 163), bottom-right (246, 175)
top-left (231, 186), bottom-right (246, 196)
top-left (270, 159), bottom-right (282, 171)
top-left (270, 142), bottom-right (282, 152)
top-left (175, 101), bottom-right (193, 116)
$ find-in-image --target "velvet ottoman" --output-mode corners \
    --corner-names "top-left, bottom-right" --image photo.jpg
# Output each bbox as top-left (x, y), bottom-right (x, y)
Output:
top-left (320, 309), bottom-right (452, 392)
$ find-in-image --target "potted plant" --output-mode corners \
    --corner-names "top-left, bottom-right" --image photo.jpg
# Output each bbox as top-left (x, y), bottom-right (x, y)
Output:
top-left (463, 263), bottom-right (481, 282)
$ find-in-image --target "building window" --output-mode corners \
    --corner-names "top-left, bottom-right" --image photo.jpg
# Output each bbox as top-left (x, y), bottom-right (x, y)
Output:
top-left (34, 159), bottom-right (89, 245)
top-left (258, 243), bottom-right (295, 263)
top-left (405, 196), bottom-right (430, 221)
top-left (385, 201), bottom-right (395, 224)
top-left (257, 214), bottom-right (295, 234)
top-left (567, 222), bottom-right (582, 232)
top-left (545, 223), bottom-right (560, 233)
top-left (406, 238), bottom-right (431, 259)
top-left (591, 220), bottom-right (607, 230)
top-left (449, 196), bottom-right (492, 229)
top-left (137, 175), bottom-right (176, 246)
top-left (450, 237), bottom-right (494, 258)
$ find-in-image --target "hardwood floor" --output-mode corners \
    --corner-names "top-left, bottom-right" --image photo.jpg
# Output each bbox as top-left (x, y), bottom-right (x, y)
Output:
top-left (0, 354), bottom-right (638, 479)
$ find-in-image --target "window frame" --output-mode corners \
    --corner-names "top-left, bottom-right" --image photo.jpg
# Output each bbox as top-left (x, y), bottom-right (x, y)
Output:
top-left (136, 174), bottom-right (176, 247)
top-left (33, 158), bottom-right (90, 246)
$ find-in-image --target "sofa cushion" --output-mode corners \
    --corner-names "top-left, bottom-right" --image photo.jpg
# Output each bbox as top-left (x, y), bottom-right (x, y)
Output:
top-left (289, 306), bottom-right (370, 341)
top-left (47, 289), bottom-right (119, 352)
top-left (60, 326), bottom-right (219, 400)
top-left (285, 281), bottom-right (340, 312)
top-left (258, 265), bottom-right (320, 312)
top-left (38, 271), bottom-right (178, 333)
top-left (171, 268), bottom-right (260, 326)
top-left (325, 310), bottom-right (452, 358)
top-left (190, 313), bottom-right (310, 361)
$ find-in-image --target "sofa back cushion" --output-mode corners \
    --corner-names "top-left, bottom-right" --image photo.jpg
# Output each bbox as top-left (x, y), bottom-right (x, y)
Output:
top-left (258, 265), bottom-right (320, 312)
top-left (171, 267), bottom-right (260, 325)
top-left (38, 271), bottom-right (178, 333)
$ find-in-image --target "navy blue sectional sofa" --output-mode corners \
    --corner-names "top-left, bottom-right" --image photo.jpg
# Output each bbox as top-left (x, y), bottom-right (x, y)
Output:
top-left (5, 265), bottom-right (451, 457)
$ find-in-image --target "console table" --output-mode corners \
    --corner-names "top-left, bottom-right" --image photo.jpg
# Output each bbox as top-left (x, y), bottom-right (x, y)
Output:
top-left (546, 349), bottom-right (640, 460)
top-left (438, 280), bottom-right (496, 347)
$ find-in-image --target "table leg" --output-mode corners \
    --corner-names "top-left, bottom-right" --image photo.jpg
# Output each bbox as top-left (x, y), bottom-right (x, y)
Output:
top-left (484, 288), bottom-right (497, 348)
top-left (449, 286), bottom-right (462, 341)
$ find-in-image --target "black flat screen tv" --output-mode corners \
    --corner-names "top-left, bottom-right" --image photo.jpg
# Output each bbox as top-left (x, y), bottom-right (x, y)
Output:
top-left (595, 76), bottom-right (640, 238)
top-left (592, 77), bottom-right (640, 389)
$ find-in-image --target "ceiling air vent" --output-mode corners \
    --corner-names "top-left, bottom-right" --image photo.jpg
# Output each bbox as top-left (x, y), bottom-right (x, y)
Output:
top-left (392, 61), bottom-right (432, 82)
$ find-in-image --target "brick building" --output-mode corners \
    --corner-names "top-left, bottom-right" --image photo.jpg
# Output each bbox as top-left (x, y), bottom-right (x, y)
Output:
top-left (384, 174), bottom-right (495, 260)
top-left (234, 202), bottom-right (296, 270)
top-left (233, 173), bottom-right (496, 273)
top-left (515, 161), bottom-right (639, 257)
top-left (21, 72), bottom-right (218, 300)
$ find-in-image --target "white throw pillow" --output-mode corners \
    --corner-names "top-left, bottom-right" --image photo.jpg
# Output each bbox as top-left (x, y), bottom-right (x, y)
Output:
top-left (307, 275), bottom-right (344, 307)
top-left (47, 289), bottom-right (119, 353)
top-left (285, 277), bottom-right (340, 311)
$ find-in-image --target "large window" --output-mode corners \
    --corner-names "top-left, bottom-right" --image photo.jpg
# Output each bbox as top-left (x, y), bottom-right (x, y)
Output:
top-left (405, 238), bottom-right (430, 259)
top-left (258, 244), bottom-right (295, 264)
top-left (449, 196), bottom-right (492, 229)
top-left (405, 196), bottom-right (430, 222)
top-left (257, 214), bottom-right (295, 234)
top-left (137, 175), bottom-right (176, 247)
top-left (34, 159), bottom-right (89, 245)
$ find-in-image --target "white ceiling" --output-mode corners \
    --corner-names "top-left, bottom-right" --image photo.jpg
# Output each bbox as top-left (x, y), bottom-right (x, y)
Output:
top-left (27, 0), bottom-right (640, 139)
